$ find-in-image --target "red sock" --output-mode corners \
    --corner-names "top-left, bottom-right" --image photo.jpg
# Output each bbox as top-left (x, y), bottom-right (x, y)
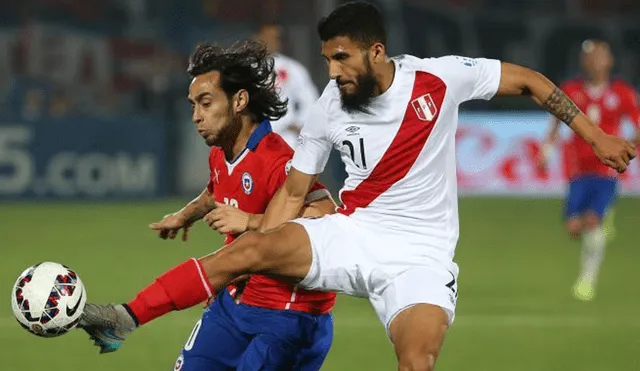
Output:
top-left (125, 258), bottom-right (215, 325)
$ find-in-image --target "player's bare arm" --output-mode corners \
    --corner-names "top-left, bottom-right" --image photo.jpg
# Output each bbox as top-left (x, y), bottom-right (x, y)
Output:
top-left (202, 202), bottom-right (252, 234)
top-left (259, 167), bottom-right (318, 232)
top-left (497, 62), bottom-right (636, 172)
top-left (299, 195), bottom-right (336, 218)
top-left (204, 195), bottom-right (335, 235)
top-left (538, 118), bottom-right (562, 169)
top-left (149, 188), bottom-right (216, 241)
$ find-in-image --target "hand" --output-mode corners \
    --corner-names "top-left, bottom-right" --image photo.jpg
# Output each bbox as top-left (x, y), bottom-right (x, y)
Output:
top-left (536, 142), bottom-right (551, 171)
top-left (592, 132), bottom-right (636, 173)
top-left (148, 213), bottom-right (192, 241)
top-left (203, 203), bottom-right (249, 234)
top-left (536, 152), bottom-right (548, 171)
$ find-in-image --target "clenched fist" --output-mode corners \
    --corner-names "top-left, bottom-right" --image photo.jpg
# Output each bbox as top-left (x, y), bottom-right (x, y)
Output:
top-left (592, 132), bottom-right (636, 173)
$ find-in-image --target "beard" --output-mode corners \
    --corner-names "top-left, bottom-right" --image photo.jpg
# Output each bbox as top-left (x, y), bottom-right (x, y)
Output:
top-left (215, 120), bottom-right (242, 149)
top-left (338, 59), bottom-right (377, 114)
top-left (207, 105), bottom-right (242, 148)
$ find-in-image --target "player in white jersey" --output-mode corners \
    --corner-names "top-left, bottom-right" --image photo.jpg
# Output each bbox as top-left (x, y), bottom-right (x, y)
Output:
top-left (81, 2), bottom-right (635, 369)
top-left (255, 22), bottom-right (320, 148)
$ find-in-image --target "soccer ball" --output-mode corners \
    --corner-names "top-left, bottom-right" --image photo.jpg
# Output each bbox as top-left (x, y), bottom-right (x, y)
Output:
top-left (11, 262), bottom-right (87, 337)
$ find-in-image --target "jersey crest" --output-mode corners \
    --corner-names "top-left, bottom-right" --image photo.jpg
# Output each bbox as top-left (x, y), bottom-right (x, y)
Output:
top-left (411, 93), bottom-right (438, 122)
top-left (241, 172), bottom-right (253, 194)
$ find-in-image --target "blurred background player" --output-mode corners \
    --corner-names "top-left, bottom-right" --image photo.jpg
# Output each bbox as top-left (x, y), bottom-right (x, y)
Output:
top-left (81, 40), bottom-right (337, 371)
top-left (539, 39), bottom-right (640, 301)
top-left (254, 22), bottom-right (319, 149)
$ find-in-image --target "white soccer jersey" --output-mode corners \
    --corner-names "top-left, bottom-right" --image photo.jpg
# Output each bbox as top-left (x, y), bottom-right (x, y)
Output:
top-left (292, 54), bottom-right (501, 262)
top-left (271, 53), bottom-right (320, 148)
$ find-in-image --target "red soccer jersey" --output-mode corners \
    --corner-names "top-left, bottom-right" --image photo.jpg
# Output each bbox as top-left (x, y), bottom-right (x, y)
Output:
top-left (206, 120), bottom-right (335, 315)
top-left (561, 79), bottom-right (640, 179)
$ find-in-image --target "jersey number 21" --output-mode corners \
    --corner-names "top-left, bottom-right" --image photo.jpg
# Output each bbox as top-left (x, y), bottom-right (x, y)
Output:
top-left (342, 138), bottom-right (367, 170)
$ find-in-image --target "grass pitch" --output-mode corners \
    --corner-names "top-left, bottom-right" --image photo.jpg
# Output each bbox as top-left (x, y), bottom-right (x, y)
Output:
top-left (2, 197), bottom-right (639, 370)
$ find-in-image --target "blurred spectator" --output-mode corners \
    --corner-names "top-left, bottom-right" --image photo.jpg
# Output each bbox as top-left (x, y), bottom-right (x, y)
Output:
top-left (48, 88), bottom-right (73, 118)
top-left (579, 0), bottom-right (640, 14)
top-left (22, 87), bottom-right (47, 121)
top-left (94, 83), bottom-right (121, 117)
top-left (204, 0), bottom-right (285, 22)
top-left (0, 0), bottom-right (638, 125)
top-left (6, 77), bottom-right (50, 121)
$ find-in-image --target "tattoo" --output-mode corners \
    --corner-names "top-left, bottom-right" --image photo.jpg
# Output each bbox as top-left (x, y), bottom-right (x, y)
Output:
top-left (543, 87), bottom-right (581, 125)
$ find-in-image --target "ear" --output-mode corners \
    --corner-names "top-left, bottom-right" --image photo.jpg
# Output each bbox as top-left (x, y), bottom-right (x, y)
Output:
top-left (370, 42), bottom-right (386, 63)
top-left (232, 89), bottom-right (249, 114)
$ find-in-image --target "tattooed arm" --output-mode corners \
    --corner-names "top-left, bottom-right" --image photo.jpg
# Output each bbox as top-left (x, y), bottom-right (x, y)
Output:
top-left (496, 63), bottom-right (593, 141)
top-left (495, 62), bottom-right (636, 172)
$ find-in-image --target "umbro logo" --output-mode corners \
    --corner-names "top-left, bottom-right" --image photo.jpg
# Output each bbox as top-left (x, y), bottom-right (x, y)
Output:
top-left (345, 126), bottom-right (360, 136)
top-left (345, 126), bottom-right (360, 133)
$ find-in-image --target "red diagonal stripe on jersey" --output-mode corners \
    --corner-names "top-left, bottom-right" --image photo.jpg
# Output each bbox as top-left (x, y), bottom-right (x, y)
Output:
top-left (338, 71), bottom-right (446, 215)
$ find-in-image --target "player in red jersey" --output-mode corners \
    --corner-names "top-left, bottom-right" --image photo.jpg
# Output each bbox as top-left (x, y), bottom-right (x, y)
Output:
top-left (79, 41), bottom-right (337, 371)
top-left (201, 139), bottom-right (334, 315)
top-left (79, 3), bottom-right (635, 370)
top-left (539, 39), bottom-right (640, 301)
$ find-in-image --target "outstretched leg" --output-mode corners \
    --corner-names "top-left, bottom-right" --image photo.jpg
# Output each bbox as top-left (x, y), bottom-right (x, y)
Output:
top-left (80, 222), bottom-right (314, 353)
top-left (199, 223), bottom-right (313, 292)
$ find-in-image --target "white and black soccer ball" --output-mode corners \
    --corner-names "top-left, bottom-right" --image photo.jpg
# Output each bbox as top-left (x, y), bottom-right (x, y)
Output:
top-left (11, 262), bottom-right (86, 337)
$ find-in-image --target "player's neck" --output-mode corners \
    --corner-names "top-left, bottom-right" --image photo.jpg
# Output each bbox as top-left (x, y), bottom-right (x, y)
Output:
top-left (222, 117), bottom-right (257, 161)
top-left (585, 75), bottom-right (609, 88)
top-left (374, 59), bottom-right (395, 96)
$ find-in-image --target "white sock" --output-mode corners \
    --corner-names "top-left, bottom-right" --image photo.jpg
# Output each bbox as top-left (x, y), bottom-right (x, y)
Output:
top-left (579, 226), bottom-right (606, 284)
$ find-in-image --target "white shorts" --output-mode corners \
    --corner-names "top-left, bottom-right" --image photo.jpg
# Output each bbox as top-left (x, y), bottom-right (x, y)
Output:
top-left (291, 213), bottom-right (459, 334)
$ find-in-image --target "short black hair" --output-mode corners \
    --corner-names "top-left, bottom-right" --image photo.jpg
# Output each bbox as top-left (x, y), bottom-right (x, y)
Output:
top-left (317, 1), bottom-right (387, 47)
top-left (187, 40), bottom-right (287, 122)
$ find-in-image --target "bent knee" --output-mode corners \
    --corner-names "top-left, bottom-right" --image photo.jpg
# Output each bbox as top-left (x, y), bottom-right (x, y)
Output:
top-left (583, 212), bottom-right (601, 230)
top-left (565, 218), bottom-right (582, 239)
top-left (398, 351), bottom-right (438, 371)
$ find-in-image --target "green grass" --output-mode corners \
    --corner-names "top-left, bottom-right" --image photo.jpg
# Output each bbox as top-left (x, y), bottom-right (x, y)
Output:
top-left (2, 198), bottom-right (640, 370)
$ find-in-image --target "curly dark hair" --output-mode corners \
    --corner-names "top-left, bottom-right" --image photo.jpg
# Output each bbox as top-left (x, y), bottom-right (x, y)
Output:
top-left (187, 40), bottom-right (288, 122)
top-left (317, 1), bottom-right (387, 48)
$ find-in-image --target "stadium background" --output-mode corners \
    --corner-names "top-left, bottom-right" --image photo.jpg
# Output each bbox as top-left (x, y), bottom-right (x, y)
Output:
top-left (1, 0), bottom-right (640, 369)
